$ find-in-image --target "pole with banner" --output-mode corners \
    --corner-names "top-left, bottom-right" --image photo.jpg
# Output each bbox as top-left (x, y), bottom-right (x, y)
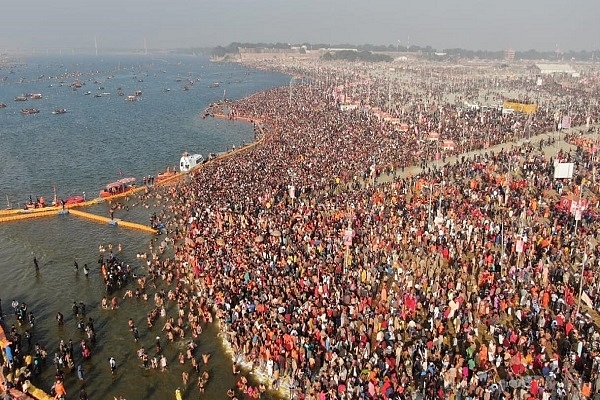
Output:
top-left (515, 234), bottom-right (524, 284)
top-left (576, 245), bottom-right (588, 321)
top-left (343, 219), bottom-right (354, 275)
top-left (573, 183), bottom-right (583, 234)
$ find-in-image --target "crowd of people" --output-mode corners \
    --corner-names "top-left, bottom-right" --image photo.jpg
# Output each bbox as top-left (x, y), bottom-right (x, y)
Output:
top-left (132, 62), bottom-right (600, 399)
top-left (118, 60), bottom-right (600, 399)
top-left (4, 59), bottom-right (600, 400)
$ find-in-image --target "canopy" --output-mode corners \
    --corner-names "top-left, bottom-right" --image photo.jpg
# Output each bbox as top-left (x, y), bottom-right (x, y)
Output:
top-left (105, 177), bottom-right (136, 190)
top-left (118, 177), bottom-right (136, 185)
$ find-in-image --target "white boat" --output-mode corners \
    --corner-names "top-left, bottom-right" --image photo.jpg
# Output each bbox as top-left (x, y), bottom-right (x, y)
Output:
top-left (179, 152), bottom-right (203, 173)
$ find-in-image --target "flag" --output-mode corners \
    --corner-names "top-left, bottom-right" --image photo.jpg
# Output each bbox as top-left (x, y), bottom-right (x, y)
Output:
top-left (516, 238), bottom-right (524, 253)
top-left (343, 229), bottom-right (353, 246)
top-left (581, 292), bottom-right (593, 308)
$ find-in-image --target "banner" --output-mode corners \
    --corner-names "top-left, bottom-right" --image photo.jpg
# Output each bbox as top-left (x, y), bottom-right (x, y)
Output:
top-left (554, 162), bottom-right (574, 179)
top-left (516, 238), bottom-right (524, 253)
top-left (343, 229), bottom-right (354, 246)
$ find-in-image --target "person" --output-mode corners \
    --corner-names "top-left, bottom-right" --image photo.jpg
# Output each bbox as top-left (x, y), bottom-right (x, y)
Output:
top-left (109, 207), bottom-right (115, 220)
top-left (33, 257), bottom-right (39, 271)
top-left (74, 260), bottom-right (79, 271)
top-left (109, 357), bottom-right (117, 375)
top-left (83, 264), bottom-right (89, 277)
top-left (54, 379), bottom-right (66, 399)
top-left (56, 312), bottom-right (64, 326)
top-left (77, 364), bottom-right (84, 381)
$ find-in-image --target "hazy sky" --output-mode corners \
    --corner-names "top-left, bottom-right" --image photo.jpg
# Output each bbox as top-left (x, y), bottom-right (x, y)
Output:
top-left (1, 0), bottom-right (598, 52)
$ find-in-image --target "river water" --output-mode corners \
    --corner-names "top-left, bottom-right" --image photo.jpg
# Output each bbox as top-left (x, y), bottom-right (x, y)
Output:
top-left (0, 54), bottom-right (289, 399)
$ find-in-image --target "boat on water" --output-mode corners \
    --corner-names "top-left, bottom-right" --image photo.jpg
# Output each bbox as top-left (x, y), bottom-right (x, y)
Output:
top-left (0, 102), bottom-right (6, 108)
top-left (99, 177), bottom-right (136, 198)
top-left (179, 152), bottom-right (203, 173)
top-left (21, 108), bottom-right (39, 115)
top-left (27, 93), bottom-right (42, 99)
top-left (209, 82), bottom-right (220, 88)
top-left (155, 167), bottom-right (178, 183)
top-left (135, 90), bottom-right (142, 96)
top-left (52, 108), bottom-right (67, 114)
top-left (14, 95), bottom-right (27, 101)
top-left (125, 95), bottom-right (137, 102)
top-left (64, 196), bottom-right (84, 206)
top-left (23, 195), bottom-right (48, 210)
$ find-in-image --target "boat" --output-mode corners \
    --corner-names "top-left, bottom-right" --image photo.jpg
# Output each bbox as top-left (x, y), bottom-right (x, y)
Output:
top-left (125, 95), bottom-right (137, 102)
top-left (209, 82), bottom-right (220, 88)
top-left (14, 95), bottom-right (27, 101)
top-left (27, 93), bottom-right (42, 99)
top-left (0, 102), bottom-right (6, 108)
top-left (99, 177), bottom-right (136, 198)
top-left (179, 152), bottom-right (203, 173)
top-left (94, 93), bottom-right (102, 98)
top-left (135, 90), bottom-right (142, 97)
top-left (52, 108), bottom-right (67, 114)
top-left (65, 196), bottom-right (85, 205)
top-left (155, 167), bottom-right (178, 183)
top-left (23, 195), bottom-right (48, 209)
top-left (21, 108), bottom-right (39, 115)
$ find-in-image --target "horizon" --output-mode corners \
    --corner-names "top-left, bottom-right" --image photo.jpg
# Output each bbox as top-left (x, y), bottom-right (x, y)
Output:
top-left (2, 43), bottom-right (600, 58)
top-left (1, 0), bottom-right (599, 54)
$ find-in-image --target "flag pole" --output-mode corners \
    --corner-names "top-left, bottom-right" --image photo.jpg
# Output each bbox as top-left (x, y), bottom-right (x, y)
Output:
top-left (575, 242), bottom-right (588, 321)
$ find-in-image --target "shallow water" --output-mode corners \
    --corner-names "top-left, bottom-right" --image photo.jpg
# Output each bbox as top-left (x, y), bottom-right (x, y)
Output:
top-left (0, 54), bottom-right (289, 399)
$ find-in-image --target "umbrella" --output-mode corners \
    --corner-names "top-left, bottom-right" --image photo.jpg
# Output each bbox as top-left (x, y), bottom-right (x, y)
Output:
top-left (270, 229), bottom-right (282, 237)
top-left (254, 235), bottom-right (264, 243)
top-left (216, 238), bottom-right (225, 246)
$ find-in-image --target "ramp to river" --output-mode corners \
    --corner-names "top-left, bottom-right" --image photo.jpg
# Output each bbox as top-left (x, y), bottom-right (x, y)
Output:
top-left (0, 207), bottom-right (156, 234)
top-left (68, 209), bottom-right (157, 233)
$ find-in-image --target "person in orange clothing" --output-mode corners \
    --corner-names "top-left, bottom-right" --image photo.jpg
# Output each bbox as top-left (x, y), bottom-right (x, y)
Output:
top-left (54, 378), bottom-right (66, 399)
top-left (541, 290), bottom-right (550, 308)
